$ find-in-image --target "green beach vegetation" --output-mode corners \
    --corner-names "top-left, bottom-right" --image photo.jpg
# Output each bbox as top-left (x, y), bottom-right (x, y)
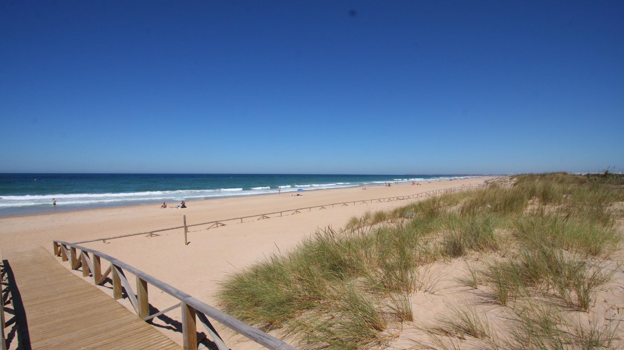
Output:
top-left (217, 173), bottom-right (624, 350)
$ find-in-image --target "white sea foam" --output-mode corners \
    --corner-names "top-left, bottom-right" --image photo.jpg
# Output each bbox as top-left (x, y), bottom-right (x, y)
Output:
top-left (0, 201), bottom-right (40, 208)
top-left (0, 188), bottom-right (236, 209)
top-left (251, 187), bottom-right (271, 190)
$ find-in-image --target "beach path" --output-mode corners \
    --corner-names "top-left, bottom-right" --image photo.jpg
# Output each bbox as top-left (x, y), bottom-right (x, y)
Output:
top-left (3, 246), bottom-right (182, 350)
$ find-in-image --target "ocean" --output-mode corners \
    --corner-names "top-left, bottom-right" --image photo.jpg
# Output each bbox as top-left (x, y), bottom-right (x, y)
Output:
top-left (0, 173), bottom-right (478, 217)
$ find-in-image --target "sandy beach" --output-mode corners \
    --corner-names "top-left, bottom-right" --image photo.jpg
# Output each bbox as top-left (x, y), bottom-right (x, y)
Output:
top-left (0, 177), bottom-right (493, 347)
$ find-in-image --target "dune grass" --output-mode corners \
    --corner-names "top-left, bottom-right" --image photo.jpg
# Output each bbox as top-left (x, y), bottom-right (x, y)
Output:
top-left (503, 300), bottom-right (620, 350)
top-left (483, 247), bottom-right (612, 311)
top-left (514, 213), bottom-right (620, 257)
top-left (429, 306), bottom-right (493, 340)
top-left (217, 173), bottom-right (623, 350)
top-left (457, 261), bottom-right (480, 290)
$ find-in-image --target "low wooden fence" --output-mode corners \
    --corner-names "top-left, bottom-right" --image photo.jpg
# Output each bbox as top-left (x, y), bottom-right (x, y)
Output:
top-left (74, 184), bottom-right (485, 245)
top-left (52, 240), bottom-right (298, 350)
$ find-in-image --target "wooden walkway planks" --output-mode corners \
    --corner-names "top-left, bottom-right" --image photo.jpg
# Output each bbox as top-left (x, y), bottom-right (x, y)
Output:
top-left (5, 246), bottom-right (182, 350)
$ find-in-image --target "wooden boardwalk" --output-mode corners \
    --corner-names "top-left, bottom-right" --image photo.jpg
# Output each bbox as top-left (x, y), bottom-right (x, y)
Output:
top-left (5, 246), bottom-right (182, 350)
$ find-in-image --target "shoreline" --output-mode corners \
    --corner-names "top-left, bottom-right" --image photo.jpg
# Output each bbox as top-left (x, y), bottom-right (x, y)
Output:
top-left (0, 183), bottom-right (381, 219)
top-left (0, 174), bottom-right (486, 218)
top-left (0, 177), bottom-right (481, 219)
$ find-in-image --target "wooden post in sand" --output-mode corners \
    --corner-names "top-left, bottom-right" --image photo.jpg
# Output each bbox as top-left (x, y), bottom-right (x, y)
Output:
top-left (184, 215), bottom-right (188, 246)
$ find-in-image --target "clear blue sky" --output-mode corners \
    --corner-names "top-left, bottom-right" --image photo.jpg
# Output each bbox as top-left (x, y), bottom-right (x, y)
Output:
top-left (1, 1), bottom-right (622, 174)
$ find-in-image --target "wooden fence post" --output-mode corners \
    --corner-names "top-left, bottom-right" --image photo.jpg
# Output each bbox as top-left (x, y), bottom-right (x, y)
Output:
top-left (182, 303), bottom-right (198, 350)
top-left (184, 215), bottom-right (188, 246)
top-left (112, 265), bottom-right (122, 300)
top-left (136, 277), bottom-right (149, 319)
top-left (53, 242), bottom-right (59, 256)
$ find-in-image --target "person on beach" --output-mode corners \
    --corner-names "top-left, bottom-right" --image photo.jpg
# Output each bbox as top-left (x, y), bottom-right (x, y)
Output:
top-left (278, 187), bottom-right (281, 194)
top-left (180, 201), bottom-right (186, 208)
top-left (161, 202), bottom-right (167, 208)
top-left (52, 198), bottom-right (56, 206)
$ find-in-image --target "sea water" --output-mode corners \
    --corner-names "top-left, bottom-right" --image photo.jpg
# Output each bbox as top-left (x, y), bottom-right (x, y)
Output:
top-left (0, 173), bottom-right (478, 217)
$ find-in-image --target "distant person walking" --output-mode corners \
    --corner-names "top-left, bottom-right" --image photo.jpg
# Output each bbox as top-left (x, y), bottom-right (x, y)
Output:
top-left (52, 198), bottom-right (56, 206)
top-left (278, 187), bottom-right (281, 194)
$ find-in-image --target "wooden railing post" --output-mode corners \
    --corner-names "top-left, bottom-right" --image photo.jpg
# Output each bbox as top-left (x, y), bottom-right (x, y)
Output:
top-left (93, 254), bottom-right (102, 285)
top-left (1, 274), bottom-right (5, 350)
top-left (53, 241), bottom-right (59, 256)
top-left (182, 303), bottom-right (198, 350)
top-left (112, 264), bottom-right (122, 300)
top-left (70, 247), bottom-right (78, 269)
top-left (136, 277), bottom-right (149, 319)
top-left (81, 252), bottom-right (90, 277)
top-left (61, 244), bottom-right (68, 261)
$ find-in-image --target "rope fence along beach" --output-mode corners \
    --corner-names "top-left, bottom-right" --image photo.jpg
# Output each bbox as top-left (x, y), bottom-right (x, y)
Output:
top-left (52, 240), bottom-right (299, 350)
top-left (73, 184), bottom-right (485, 246)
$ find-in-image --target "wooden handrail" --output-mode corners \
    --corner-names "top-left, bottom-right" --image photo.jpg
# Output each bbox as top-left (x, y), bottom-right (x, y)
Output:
top-left (73, 184), bottom-right (485, 245)
top-left (52, 240), bottom-right (298, 350)
top-left (1, 263), bottom-right (6, 350)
